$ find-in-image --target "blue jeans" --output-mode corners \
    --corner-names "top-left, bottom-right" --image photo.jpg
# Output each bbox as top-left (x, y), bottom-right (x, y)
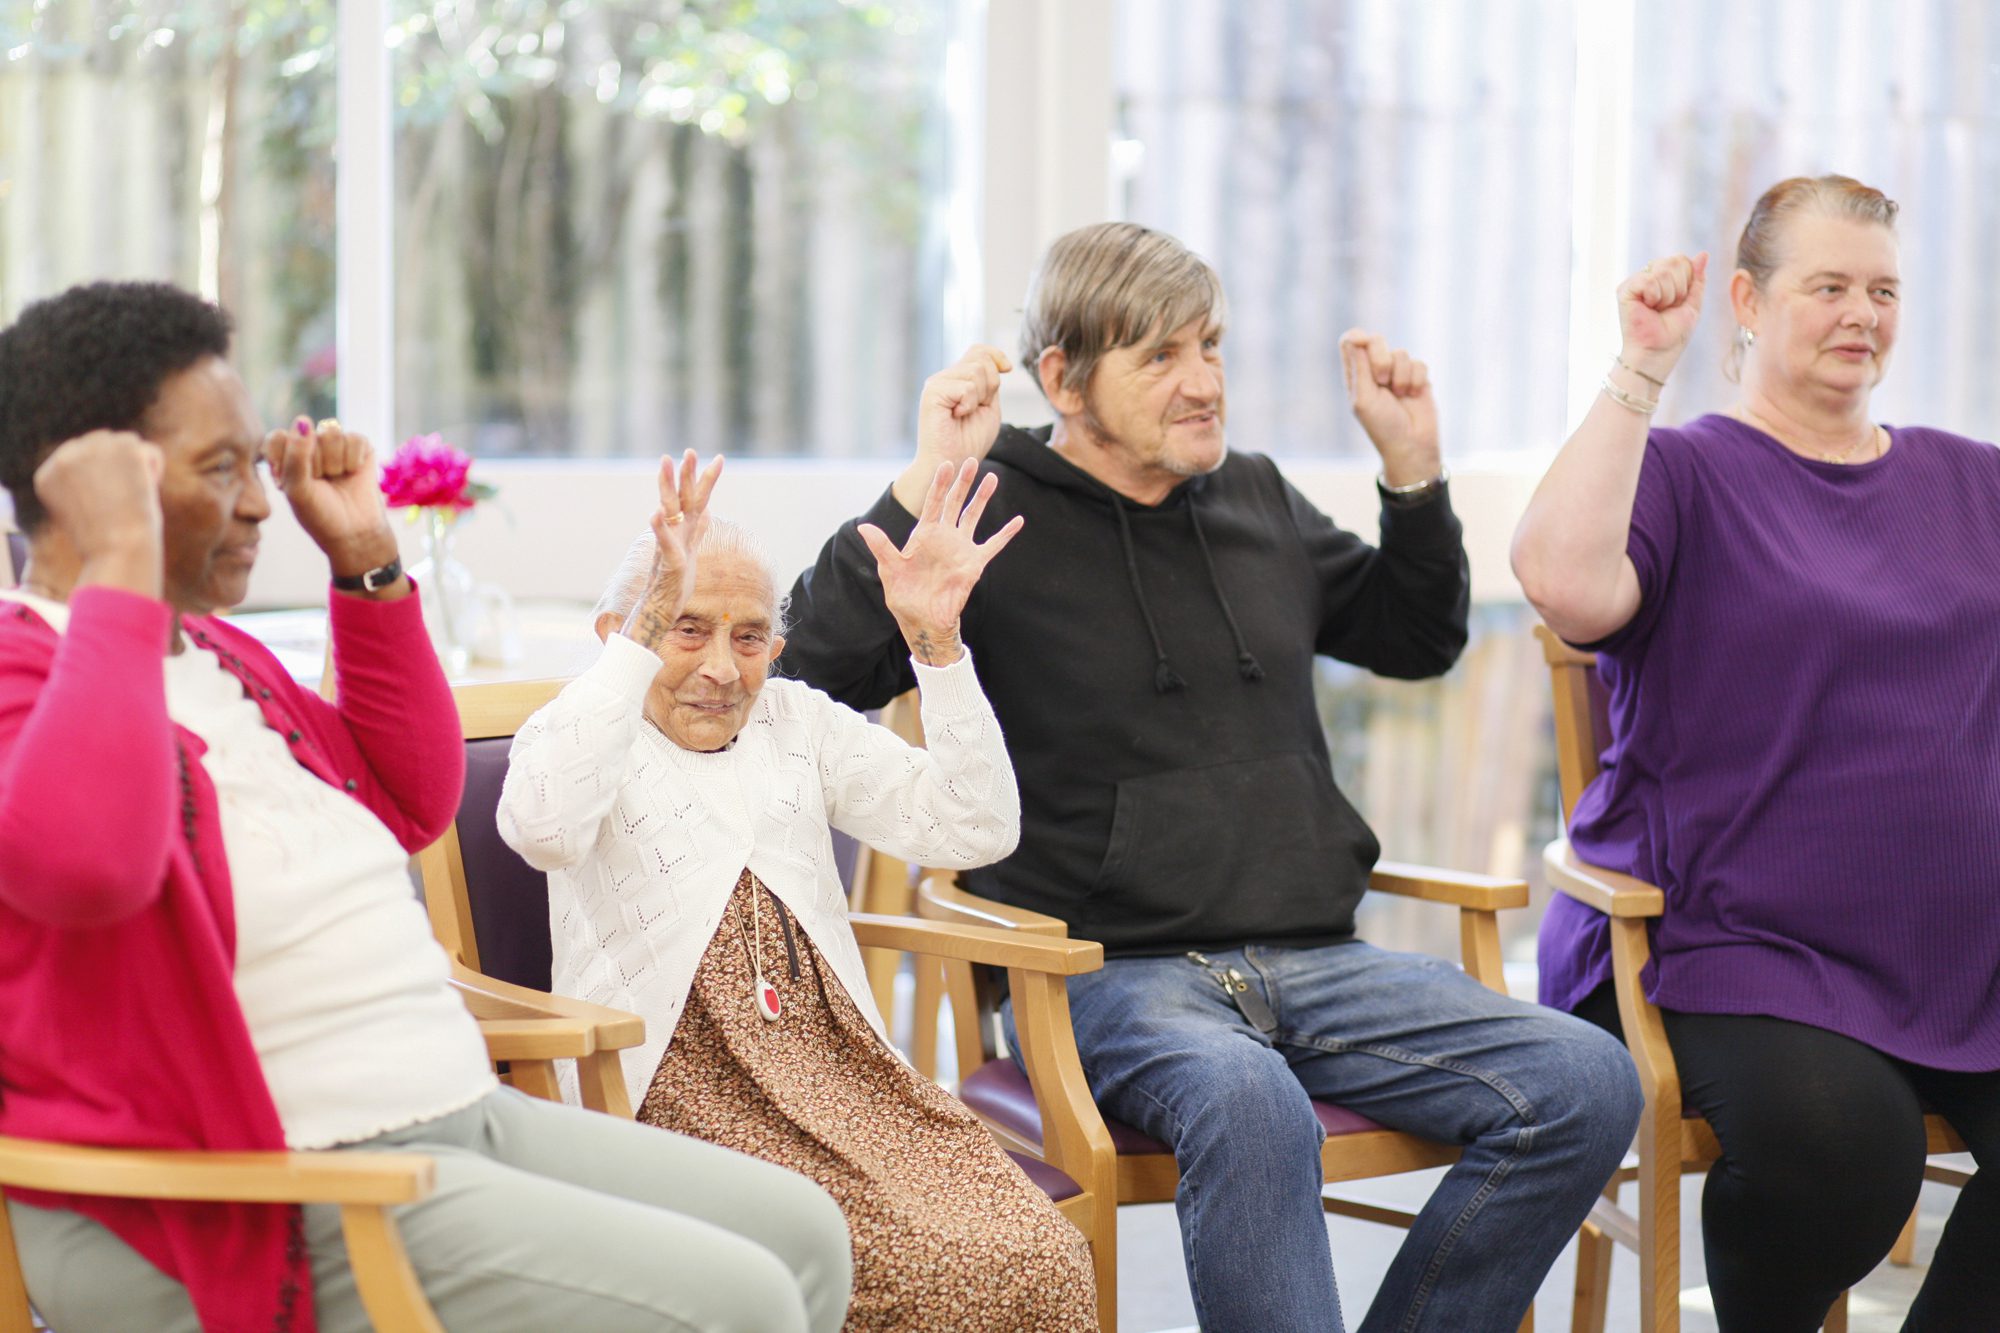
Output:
top-left (1008, 940), bottom-right (1640, 1333)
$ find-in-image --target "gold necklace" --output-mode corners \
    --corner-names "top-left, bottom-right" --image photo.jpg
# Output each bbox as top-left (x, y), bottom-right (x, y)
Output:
top-left (1729, 407), bottom-right (1882, 465)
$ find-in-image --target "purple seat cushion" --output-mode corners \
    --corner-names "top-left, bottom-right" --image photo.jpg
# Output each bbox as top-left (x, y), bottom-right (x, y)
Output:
top-left (961, 1056), bottom-right (1389, 1156)
top-left (455, 736), bottom-right (554, 991)
top-left (1006, 1149), bottom-right (1082, 1202)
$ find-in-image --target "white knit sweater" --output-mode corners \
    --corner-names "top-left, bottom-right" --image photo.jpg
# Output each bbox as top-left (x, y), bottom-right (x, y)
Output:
top-left (497, 633), bottom-right (1019, 1109)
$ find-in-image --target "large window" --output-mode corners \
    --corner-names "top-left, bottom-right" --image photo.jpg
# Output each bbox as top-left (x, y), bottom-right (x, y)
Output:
top-left (0, 0), bottom-right (338, 428)
top-left (1114, 0), bottom-right (1577, 460)
top-left (1627, 0), bottom-right (2000, 438)
top-left (388, 0), bottom-right (971, 459)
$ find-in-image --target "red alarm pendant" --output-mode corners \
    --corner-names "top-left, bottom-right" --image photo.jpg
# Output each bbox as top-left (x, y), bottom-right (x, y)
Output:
top-left (756, 975), bottom-right (783, 1022)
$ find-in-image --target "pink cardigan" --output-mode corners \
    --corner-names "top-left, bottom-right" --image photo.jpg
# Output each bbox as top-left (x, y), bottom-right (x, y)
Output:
top-left (0, 584), bottom-right (464, 1333)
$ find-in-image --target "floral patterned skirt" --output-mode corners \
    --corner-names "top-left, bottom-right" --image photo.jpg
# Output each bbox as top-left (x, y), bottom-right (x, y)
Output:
top-left (639, 870), bottom-right (1096, 1332)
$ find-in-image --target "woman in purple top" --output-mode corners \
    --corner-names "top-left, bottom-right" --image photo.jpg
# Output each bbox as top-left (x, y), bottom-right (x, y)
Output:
top-left (1513, 174), bottom-right (2000, 1331)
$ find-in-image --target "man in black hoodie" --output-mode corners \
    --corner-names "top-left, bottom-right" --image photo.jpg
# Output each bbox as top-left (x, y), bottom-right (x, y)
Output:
top-left (782, 222), bottom-right (1640, 1331)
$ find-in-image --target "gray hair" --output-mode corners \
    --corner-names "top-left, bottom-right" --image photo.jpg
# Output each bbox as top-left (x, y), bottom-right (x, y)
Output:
top-left (1019, 221), bottom-right (1227, 404)
top-left (592, 518), bottom-right (788, 632)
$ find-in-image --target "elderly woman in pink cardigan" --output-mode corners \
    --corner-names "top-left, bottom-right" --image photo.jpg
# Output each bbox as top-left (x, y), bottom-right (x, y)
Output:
top-left (0, 282), bottom-right (849, 1333)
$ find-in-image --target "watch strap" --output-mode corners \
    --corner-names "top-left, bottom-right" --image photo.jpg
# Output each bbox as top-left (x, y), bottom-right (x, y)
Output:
top-left (331, 556), bottom-right (403, 593)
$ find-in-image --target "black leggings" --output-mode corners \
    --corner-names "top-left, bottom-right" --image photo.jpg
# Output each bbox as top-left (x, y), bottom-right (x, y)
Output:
top-left (1574, 984), bottom-right (2000, 1333)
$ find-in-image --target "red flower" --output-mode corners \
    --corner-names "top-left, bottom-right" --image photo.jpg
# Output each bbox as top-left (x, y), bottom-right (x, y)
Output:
top-left (380, 433), bottom-right (483, 512)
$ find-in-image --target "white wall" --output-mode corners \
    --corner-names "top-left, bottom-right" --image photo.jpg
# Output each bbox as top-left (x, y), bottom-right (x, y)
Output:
top-left (238, 455), bottom-right (1539, 611)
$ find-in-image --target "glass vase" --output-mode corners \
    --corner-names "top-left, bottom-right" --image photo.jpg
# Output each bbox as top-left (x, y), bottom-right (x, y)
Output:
top-left (408, 507), bottom-right (474, 675)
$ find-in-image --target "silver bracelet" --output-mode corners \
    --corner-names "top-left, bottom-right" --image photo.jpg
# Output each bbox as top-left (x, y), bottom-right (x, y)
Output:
top-left (1600, 376), bottom-right (1658, 416)
top-left (1377, 467), bottom-right (1449, 505)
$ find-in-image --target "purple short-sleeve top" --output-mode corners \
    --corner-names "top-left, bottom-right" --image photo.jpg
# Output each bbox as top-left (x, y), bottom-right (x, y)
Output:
top-left (1536, 414), bottom-right (2000, 1070)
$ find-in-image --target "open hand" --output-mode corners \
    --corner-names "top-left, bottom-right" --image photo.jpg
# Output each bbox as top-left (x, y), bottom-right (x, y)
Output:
top-left (1339, 330), bottom-right (1441, 487)
top-left (264, 418), bottom-right (400, 578)
top-left (1618, 252), bottom-right (1707, 383)
top-left (623, 449), bottom-right (723, 646)
top-left (859, 458), bottom-right (1023, 666)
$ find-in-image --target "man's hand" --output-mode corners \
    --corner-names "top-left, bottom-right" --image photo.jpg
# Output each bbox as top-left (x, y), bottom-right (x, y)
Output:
top-left (1338, 330), bottom-right (1441, 489)
top-left (860, 458), bottom-right (1023, 667)
top-left (892, 345), bottom-right (1012, 515)
top-left (32, 430), bottom-right (165, 598)
top-left (264, 418), bottom-right (401, 582)
top-left (1617, 252), bottom-right (1707, 386)
top-left (622, 449), bottom-right (723, 651)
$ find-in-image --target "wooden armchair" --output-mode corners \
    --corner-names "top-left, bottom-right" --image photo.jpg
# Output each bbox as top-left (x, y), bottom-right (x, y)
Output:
top-left (0, 1140), bottom-right (447, 1333)
top-left (1535, 625), bottom-right (1969, 1333)
top-left (921, 862), bottom-right (1535, 1333)
top-left (413, 679), bottom-right (1111, 1328)
top-left (415, 678), bottom-right (647, 1117)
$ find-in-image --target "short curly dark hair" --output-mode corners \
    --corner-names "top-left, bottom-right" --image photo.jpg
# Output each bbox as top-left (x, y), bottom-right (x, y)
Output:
top-left (0, 281), bottom-right (233, 533)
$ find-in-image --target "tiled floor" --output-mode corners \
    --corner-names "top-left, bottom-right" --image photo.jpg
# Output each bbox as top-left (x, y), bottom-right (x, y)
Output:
top-left (1114, 1162), bottom-right (1970, 1332)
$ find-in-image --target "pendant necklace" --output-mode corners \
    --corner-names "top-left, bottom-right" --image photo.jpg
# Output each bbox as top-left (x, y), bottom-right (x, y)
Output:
top-left (735, 888), bottom-right (784, 1021)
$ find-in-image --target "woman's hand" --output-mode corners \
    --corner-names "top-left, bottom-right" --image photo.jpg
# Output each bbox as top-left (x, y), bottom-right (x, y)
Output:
top-left (622, 449), bottom-right (723, 649)
top-left (1338, 330), bottom-right (1441, 488)
top-left (32, 430), bottom-right (165, 598)
top-left (1618, 252), bottom-right (1708, 384)
top-left (859, 458), bottom-right (1023, 667)
top-left (264, 418), bottom-right (402, 585)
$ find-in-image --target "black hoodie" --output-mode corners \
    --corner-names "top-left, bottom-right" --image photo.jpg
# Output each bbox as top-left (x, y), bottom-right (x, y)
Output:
top-left (781, 425), bottom-right (1469, 955)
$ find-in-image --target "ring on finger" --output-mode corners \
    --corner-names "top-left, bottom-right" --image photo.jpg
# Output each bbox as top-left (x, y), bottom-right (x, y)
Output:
top-left (665, 513), bottom-right (686, 526)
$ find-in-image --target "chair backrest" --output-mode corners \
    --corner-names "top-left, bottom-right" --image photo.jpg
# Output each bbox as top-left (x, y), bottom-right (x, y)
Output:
top-left (416, 678), bottom-right (569, 989)
top-left (1532, 625), bottom-right (1609, 825)
top-left (0, 530), bottom-right (21, 588)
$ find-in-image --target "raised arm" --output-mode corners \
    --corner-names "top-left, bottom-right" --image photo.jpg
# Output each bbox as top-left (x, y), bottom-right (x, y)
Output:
top-left (497, 451), bottom-right (720, 870)
top-left (1307, 332), bottom-right (1468, 677)
top-left (783, 347), bottom-right (1012, 709)
top-left (1512, 253), bottom-right (1706, 644)
top-left (0, 434), bottom-right (177, 927)
top-left (825, 459), bottom-right (1023, 865)
top-left (265, 419), bottom-right (461, 845)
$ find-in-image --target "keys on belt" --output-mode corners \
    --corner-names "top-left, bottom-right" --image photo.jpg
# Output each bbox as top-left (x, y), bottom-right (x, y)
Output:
top-left (1186, 951), bottom-right (1278, 1035)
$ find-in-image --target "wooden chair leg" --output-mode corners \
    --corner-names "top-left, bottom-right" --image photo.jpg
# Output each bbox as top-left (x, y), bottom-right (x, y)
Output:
top-left (910, 955), bottom-right (945, 1082)
top-left (1571, 1218), bottom-right (1613, 1333)
top-left (1517, 1304), bottom-right (1535, 1332)
top-left (0, 1192), bottom-right (34, 1333)
top-left (1889, 1202), bottom-right (1919, 1266)
top-left (1637, 1112), bottom-right (1680, 1333)
top-left (1088, 1200), bottom-right (1116, 1333)
top-left (1823, 1289), bottom-right (1848, 1333)
top-left (339, 1203), bottom-right (444, 1333)
top-left (575, 1052), bottom-right (634, 1119)
top-left (507, 1059), bottom-right (561, 1102)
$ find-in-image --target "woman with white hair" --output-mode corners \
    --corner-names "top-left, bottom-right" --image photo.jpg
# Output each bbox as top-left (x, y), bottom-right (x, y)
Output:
top-left (497, 452), bottom-right (1096, 1331)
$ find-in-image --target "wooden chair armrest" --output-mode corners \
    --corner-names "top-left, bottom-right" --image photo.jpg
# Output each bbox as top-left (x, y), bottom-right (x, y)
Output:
top-left (849, 913), bottom-right (1104, 976)
top-left (0, 1136), bottom-right (433, 1206)
top-left (1004, 972), bottom-right (1117, 1213)
top-left (914, 874), bottom-right (1070, 936)
top-left (1543, 839), bottom-right (1666, 918)
top-left (450, 961), bottom-right (646, 1050)
top-left (1370, 861), bottom-right (1530, 911)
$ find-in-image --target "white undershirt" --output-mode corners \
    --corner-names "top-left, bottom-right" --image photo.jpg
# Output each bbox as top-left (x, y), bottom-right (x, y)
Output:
top-left (160, 644), bottom-right (495, 1149)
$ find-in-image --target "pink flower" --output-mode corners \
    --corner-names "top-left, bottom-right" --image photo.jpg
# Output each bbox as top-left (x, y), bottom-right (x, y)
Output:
top-left (380, 432), bottom-right (483, 512)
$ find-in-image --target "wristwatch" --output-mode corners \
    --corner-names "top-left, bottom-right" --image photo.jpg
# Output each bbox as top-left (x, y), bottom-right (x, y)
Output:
top-left (1378, 468), bottom-right (1449, 509)
top-left (331, 556), bottom-right (404, 593)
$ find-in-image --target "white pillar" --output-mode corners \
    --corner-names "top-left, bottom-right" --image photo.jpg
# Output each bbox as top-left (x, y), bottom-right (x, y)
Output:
top-left (336, 0), bottom-right (395, 447)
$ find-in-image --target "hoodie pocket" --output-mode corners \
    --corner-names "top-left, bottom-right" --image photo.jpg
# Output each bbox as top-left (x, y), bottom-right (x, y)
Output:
top-left (1084, 752), bottom-right (1378, 942)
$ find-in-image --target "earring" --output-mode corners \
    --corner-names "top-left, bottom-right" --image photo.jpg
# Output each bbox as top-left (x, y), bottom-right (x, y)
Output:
top-left (1736, 326), bottom-right (1756, 349)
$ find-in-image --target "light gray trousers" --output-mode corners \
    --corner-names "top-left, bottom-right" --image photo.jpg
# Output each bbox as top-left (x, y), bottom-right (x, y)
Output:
top-left (8, 1087), bottom-right (851, 1332)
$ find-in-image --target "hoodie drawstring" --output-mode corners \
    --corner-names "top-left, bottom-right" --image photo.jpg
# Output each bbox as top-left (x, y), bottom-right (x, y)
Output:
top-left (1188, 502), bottom-right (1267, 682)
top-left (1111, 494), bottom-right (1186, 693)
top-left (1110, 491), bottom-right (1265, 692)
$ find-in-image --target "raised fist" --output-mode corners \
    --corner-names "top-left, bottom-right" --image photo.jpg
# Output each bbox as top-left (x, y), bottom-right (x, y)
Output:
top-left (1618, 252), bottom-right (1708, 382)
top-left (33, 430), bottom-right (164, 564)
